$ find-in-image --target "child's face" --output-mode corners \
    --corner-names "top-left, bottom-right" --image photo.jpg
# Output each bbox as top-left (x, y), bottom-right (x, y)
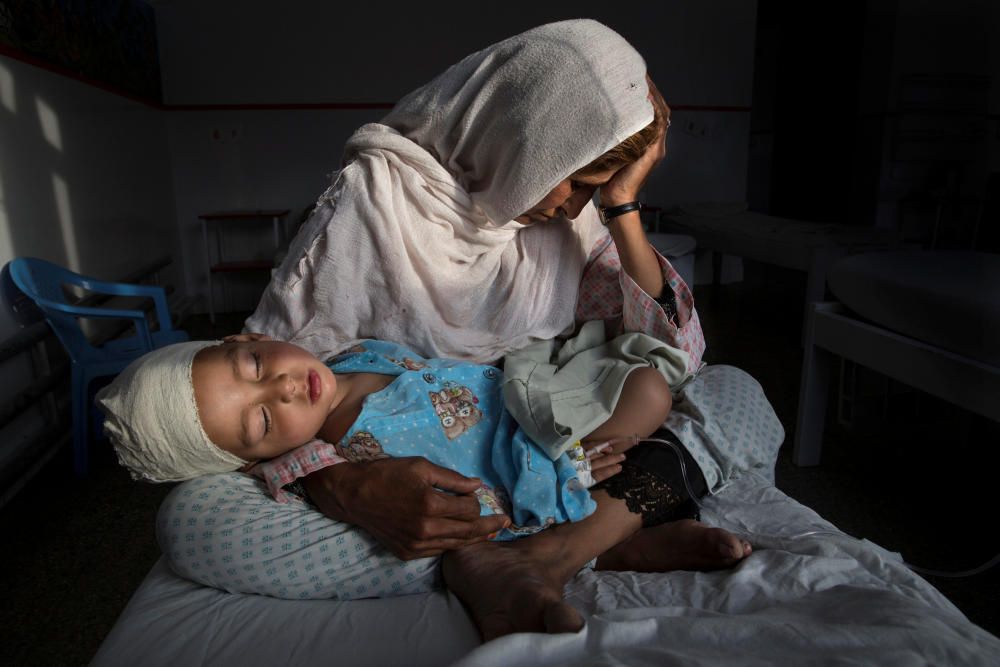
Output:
top-left (192, 340), bottom-right (340, 462)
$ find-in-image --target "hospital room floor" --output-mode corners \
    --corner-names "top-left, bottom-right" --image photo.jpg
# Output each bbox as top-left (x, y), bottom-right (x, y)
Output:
top-left (1, 260), bottom-right (997, 666)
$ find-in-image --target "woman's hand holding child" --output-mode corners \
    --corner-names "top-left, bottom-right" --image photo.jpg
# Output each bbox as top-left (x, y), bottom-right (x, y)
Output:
top-left (303, 457), bottom-right (511, 560)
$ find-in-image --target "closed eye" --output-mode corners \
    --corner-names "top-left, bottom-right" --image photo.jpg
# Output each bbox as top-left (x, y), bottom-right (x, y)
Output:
top-left (252, 351), bottom-right (262, 378)
top-left (261, 406), bottom-right (271, 435)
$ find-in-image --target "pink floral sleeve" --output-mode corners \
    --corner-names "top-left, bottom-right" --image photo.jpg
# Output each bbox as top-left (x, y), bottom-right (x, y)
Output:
top-left (248, 439), bottom-right (346, 503)
top-left (575, 236), bottom-right (705, 371)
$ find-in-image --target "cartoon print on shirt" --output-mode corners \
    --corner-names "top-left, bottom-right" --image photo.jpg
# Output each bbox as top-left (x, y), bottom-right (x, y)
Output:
top-left (325, 344), bottom-right (368, 365)
top-left (429, 382), bottom-right (482, 439)
top-left (474, 484), bottom-right (508, 517)
top-left (335, 431), bottom-right (387, 462)
top-left (490, 484), bottom-right (514, 516)
top-left (477, 484), bottom-right (551, 536)
top-left (503, 516), bottom-right (556, 537)
top-left (388, 356), bottom-right (427, 371)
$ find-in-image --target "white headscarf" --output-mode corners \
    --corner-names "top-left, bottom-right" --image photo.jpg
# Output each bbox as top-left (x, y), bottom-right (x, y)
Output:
top-left (246, 19), bottom-right (653, 362)
top-left (95, 340), bottom-right (248, 482)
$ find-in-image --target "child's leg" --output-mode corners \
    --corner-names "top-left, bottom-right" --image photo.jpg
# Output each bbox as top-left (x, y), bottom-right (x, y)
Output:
top-left (584, 366), bottom-right (673, 445)
top-left (579, 369), bottom-right (753, 571)
top-left (579, 367), bottom-right (672, 484)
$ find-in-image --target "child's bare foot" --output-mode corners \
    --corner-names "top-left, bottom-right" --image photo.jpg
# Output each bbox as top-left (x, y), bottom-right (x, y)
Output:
top-left (442, 540), bottom-right (583, 642)
top-left (595, 519), bottom-right (752, 572)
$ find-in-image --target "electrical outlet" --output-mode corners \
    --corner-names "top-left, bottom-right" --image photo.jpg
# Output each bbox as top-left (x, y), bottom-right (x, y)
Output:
top-left (681, 119), bottom-right (710, 138)
top-left (211, 126), bottom-right (243, 143)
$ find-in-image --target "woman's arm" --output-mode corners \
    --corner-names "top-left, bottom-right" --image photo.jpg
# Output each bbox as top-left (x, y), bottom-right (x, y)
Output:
top-left (576, 238), bottom-right (705, 371)
top-left (603, 212), bottom-right (663, 299)
top-left (302, 458), bottom-right (510, 560)
top-left (597, 76), bottom-right (671, 299)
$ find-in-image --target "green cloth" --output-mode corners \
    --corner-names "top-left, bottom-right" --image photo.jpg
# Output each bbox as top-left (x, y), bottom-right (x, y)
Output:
top-left (502, 320), bottom-right (691, 461)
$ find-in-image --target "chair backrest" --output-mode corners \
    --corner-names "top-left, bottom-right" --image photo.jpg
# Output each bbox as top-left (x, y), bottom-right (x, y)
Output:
top-left (7, 258), bottom-right (98, 363)
top-left (6, 257), bottom-right (151, 365)
top-left (0, 262), bottom-right (45, 326)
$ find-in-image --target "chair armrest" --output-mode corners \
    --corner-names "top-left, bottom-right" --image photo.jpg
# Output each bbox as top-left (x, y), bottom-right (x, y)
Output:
top-left (75, 278), bottom-right (173, 333)
top-left (32, 297), bottom-right (155, 351)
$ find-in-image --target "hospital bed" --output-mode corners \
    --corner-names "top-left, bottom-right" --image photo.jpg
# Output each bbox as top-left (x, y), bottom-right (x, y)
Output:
top-left (794, 249), bottom-right (1000, 466)
top-left (658, 202), bottom-right (903, 335)
top-left (92, 248), bottom-right (1000, 665)
top-left (93, 471), bottom-right (1000, 665)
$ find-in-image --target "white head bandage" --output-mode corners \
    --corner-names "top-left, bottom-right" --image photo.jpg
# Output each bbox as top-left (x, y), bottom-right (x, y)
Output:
top-left (95, 340), bottom-right (248, 482)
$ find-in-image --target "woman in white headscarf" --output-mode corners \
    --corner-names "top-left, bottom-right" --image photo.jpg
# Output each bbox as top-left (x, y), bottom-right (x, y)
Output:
top-left (245, 19), bottom-right (703, 365)
top-left (158, 19), bottom-right (779, 640)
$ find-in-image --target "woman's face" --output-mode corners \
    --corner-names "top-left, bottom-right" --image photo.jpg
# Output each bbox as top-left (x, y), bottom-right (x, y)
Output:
top-left (514, 167), bottom-right (620, 225)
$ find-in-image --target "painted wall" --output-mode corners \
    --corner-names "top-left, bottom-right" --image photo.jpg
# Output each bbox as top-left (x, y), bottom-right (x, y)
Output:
top-left (0, 55), bottom-right (178, 336)
top-left (151, 0), bottom-right (758, 311)
top-left (867, 0), bottom-right (997, 238)
top-left (0, 52), bottom-right (177, 474)
top-left (748, 0), bottom-right (996, 248)
top-left (0, 53), bottom-right (178, 337)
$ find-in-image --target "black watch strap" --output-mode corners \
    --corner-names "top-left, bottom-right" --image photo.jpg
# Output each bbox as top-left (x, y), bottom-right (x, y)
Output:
top-left (599, 201), bottom-right (642, 225)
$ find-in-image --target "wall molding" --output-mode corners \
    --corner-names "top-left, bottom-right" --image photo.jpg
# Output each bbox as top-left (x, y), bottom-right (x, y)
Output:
top-left (2, 48), bottom-right (753, 113)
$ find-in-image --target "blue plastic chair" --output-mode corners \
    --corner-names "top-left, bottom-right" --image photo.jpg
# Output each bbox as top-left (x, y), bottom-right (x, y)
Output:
top-left (5, 257), bottom-right (189, 475)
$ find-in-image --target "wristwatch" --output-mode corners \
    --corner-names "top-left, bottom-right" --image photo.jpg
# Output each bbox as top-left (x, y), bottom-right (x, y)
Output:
top-left (598, 201), bottom-right (642, 226)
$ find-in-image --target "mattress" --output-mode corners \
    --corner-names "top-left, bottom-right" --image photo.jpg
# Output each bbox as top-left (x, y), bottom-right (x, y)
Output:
top-left (93, 474), bottom-right (1000, 666)
top-left (828, 250), bottom-right (1000, 367)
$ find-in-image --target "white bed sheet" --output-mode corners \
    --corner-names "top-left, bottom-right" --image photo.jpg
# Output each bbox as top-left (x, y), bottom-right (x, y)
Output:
top-left (94, 474), bottom-right (1000, 666)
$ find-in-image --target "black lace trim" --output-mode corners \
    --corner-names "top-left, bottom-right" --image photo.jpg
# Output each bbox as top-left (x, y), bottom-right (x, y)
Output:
top-left (595, 433), bottom-right (706, 528)
top-left (655, 283), bottom-right (679, 324)
top-left (599, 465), bottom-right (700, 527)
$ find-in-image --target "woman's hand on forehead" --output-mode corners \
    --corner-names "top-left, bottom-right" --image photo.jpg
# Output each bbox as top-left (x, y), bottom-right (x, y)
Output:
top-left (599, 134), bottom-right (667, 209)
top-left (597, 75), bottom-right (669, 208)
top-left (646, 74), bottom-right (671, 127)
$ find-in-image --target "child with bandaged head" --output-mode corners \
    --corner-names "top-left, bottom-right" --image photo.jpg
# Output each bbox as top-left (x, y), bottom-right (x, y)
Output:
top-left (96, 333), bottom-right (678, 540)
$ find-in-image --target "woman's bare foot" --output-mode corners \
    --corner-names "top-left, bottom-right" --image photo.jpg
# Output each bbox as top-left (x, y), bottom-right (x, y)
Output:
top-left (442, 540), bottom-right (583, 642)
top-left (595, 519), bottom-right (752, 572)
